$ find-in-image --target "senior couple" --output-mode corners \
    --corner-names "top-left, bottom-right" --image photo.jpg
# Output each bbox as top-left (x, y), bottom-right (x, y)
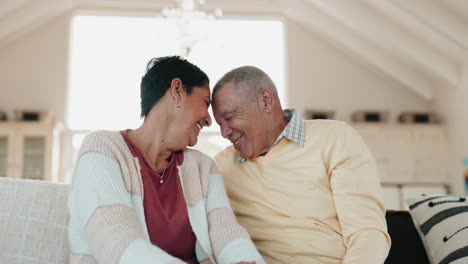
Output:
top-left (68, 56), bottom-right (391, 264)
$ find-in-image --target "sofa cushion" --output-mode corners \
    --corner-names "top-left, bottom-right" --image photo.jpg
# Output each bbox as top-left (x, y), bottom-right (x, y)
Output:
top-left (0, 177), bottom-right (70, 264)
top-left (406, 194), bottom-right (468, 264)
top-left (384, 210), bottom-right (429, 264)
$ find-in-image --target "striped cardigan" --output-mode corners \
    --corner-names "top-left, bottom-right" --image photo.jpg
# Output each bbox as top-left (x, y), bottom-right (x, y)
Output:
top-left (67, 131), bottom-right (264, 264)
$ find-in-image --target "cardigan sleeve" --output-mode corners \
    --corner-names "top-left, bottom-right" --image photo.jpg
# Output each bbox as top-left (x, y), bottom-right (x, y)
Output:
top-left (204, 162), bottom-right (265, 264)
top-left (327, 123), bottom-right (391, 264)
top-left (68, 152), bottom-right (185, 264)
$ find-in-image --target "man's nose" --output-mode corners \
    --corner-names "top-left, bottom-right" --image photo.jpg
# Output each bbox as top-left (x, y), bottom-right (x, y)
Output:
top-left (220, 125), bottom-right (232, 139)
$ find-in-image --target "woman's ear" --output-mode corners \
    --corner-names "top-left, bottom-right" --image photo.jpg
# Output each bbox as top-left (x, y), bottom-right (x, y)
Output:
top-left (258, 88), bottom-right (274, 112)
top-left (169, 78), bottom-right (183, 107)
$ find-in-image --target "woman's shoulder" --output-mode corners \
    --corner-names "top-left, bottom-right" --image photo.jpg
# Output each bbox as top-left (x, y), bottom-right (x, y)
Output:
top-left (181, 148), bottom-right (218, 174)
top-left (83, 130), bottom-right (121, 142)
top-left (182, 148), bottom-right (214, 164)
top-left (81, 130), bottom-right (122, 148)
top-left (79, 130), bottom-right (130, 159)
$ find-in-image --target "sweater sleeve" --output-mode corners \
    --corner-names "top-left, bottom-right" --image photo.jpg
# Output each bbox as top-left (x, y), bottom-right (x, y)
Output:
top-left (204, 163), bottom-right (265, 264)
top-left (327, 123), bottom-right (391, 264)
top-left (68, 152), bottom-right (185, 264)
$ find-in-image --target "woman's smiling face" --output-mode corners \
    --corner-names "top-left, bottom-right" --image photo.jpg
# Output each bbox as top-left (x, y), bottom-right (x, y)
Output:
top-left (178, 83), bottom-right (212, 147)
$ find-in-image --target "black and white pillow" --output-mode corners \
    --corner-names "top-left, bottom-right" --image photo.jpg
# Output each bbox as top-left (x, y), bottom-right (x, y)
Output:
top-left (406, 194), bottom-right (468, 264)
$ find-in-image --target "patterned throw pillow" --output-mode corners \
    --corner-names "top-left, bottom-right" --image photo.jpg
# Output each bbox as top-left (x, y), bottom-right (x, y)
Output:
top-left (406, 194), bottom-right (468, 264)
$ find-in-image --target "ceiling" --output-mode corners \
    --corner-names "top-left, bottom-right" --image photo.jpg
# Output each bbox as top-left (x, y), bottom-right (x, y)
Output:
top-left (1, 0), bottom-right (467, 101)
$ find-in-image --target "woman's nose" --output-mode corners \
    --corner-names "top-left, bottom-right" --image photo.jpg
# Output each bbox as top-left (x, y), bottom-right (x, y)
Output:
top-left (203, 113), bottom-right (212, 127)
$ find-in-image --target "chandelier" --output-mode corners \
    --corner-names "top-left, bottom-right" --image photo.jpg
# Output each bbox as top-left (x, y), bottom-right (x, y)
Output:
top-left (162, 0), bottom-right (223, 57)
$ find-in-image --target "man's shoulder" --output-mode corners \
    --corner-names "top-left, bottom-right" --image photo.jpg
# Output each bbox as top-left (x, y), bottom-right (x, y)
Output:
top-left (303, 120), bottom-right (362, 146)
top-left (214, 146), bottom-right (237, 168)
top-left (304, 119), bottom-right (353, 134)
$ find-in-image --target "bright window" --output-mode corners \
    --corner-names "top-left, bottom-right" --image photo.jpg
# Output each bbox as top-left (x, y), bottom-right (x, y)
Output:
top-left (65, 14), bottom-right (285, 181)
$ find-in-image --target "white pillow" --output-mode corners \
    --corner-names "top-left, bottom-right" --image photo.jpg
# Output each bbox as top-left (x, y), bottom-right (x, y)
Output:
top-left (0, 177), bottom-right (70, 264)
top-left (406, 194), bottom-right (468, 264)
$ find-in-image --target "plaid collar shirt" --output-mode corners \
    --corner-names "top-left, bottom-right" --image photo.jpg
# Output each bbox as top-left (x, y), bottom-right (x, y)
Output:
top-left (236, 108), bottom-right (305, 163)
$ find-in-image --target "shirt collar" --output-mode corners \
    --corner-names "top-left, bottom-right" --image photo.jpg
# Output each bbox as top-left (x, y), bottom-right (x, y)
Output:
top-left (235, 108), bottom-right (305, 163)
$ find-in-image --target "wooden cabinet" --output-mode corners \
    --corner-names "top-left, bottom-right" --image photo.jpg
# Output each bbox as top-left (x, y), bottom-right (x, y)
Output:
top-left (352, 124), bottom-right (448, 184)
top-left (0, 130), bottom-right (13, 178)
top-left (0, 122), bottom-right (61, 181)
top-left (412, 127), bottom-right (448, 182)
top-left (353, 124), bottom-right (450, 209)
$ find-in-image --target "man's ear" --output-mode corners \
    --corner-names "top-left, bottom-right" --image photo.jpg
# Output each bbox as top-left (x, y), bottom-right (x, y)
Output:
top-left (169, 78), bottom-right (183, 107)
top-left (258, 88), bottom-right (274, 112)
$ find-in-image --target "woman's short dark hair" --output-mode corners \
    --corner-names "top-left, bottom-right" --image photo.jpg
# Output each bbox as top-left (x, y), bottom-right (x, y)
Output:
top-left (140, 56), bottom-right (209, 118)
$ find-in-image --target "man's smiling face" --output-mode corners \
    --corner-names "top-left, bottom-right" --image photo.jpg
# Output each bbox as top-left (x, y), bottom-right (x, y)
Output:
top-left (213, 81), bottom-right (270, 159)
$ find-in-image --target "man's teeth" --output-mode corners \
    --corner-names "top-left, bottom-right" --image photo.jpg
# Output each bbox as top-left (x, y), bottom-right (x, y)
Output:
top-left (235, 136), bottom-right (241, 145)
top-left (196, 123), bottom-right (202, 131)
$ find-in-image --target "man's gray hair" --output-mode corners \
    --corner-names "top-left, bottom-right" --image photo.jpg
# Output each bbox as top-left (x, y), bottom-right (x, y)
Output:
top-left (213, 66), bottom-right (278, 103)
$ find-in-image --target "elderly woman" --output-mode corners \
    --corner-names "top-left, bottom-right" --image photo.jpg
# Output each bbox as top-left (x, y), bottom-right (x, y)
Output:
top-left (68, 56), bottom-right (264, 264)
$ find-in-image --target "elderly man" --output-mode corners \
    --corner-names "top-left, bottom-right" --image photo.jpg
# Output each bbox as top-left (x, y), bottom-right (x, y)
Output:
top-left (212, 66), bottom-right (391, 264)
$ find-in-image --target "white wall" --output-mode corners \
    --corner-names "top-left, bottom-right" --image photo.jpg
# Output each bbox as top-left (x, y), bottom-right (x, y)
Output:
top-left (0, 13), bottom-right (71, 123)
top-left (433, 65), bottom-right (468, 194)
top-left (285, 19), bottom-right (432, 122)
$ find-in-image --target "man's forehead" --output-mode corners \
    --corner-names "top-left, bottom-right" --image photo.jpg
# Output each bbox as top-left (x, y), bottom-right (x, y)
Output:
top-left (223, 84), bottom-right (253, 100)
top-left (214, 85), bottom-right (238, 104)
top-left (213, 82), bottom-right (252, 111)
top-left (221, 106), bottom-right (240, 116)
top-left (213, 100), bottom-right (238, 116)
top-left (215, 81), bottom-right (236, 97)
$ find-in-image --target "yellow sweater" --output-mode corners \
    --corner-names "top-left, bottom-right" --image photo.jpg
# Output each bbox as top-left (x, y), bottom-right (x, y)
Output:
top-left (215, 120), bottom-right (391, 264)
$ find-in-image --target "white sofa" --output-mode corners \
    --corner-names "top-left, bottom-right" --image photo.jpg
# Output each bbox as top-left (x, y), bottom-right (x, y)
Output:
top-left (0, 177), bottom-right (70, 264)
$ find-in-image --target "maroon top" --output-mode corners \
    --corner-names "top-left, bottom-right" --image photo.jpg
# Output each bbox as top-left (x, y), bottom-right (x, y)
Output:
top-left (121, 130), bottom-right (198, 264)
